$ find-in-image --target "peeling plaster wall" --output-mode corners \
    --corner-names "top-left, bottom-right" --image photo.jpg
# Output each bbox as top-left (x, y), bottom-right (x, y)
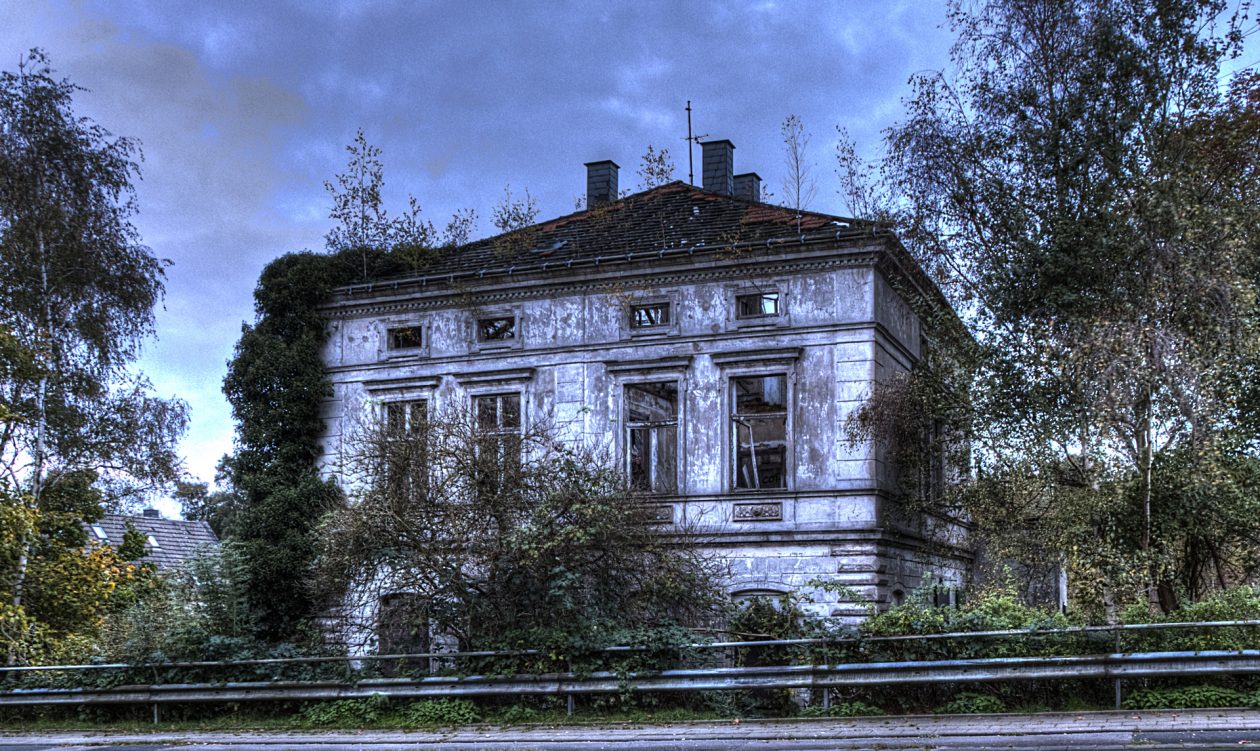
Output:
top-left (318, 250), bottom-right (970, 621)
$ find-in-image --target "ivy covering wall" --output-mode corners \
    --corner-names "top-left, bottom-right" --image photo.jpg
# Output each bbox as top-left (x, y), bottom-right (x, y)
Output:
top-left (222, 248), bottom-right (418, 641)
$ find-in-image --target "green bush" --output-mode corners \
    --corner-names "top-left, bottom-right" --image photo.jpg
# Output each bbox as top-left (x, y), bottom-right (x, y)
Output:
top-left (934, 692), bottom-right (1006, 714)
top-left (498, 704), bottom-right (543, 724)
top-left (1120, 587), bottom-right (1260, 653)
top-left (401, 699), bottom-right (481, 727)
top-left (297, 695), bottom-right (389, 727)
top-left (800, 701), bottom-right (885, 717)
top-left (1122, 684), bottom-right (1252, 710)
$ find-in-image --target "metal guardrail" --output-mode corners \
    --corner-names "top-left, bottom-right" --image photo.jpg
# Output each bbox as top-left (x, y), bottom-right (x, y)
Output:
top-left (3, 650), bottom-right (1260, 706)
top-left (6, 618), bottom-right (1259, 675)
top-left (4, 620), bottom-right (1260, 715)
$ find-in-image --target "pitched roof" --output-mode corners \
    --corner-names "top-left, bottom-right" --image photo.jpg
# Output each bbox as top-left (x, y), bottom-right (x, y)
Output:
top-left (336, 182), bottom-right (878, 293)
top-left (88, 514), bottom-right (219, 572)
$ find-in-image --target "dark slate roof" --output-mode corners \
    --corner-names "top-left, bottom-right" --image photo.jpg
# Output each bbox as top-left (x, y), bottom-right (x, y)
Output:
top-left (334, 181), bottom-right (879, 293)
top-left (88, 513), bottom-right (219, 572)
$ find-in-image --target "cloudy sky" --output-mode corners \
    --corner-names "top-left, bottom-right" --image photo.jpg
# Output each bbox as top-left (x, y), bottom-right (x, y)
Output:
top-left (3, 1), bottom-right (1252, 515)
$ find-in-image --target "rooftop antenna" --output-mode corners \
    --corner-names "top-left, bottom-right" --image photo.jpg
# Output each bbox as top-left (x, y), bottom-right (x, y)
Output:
top-left (684, 100), bottom-right (708, 185)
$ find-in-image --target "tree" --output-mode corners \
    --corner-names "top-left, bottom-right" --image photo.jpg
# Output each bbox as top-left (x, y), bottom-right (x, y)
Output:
top-left (637, 145), bottom-right (676, 190)
top-left (846, 1), bottom-right (1259, 613)
top-left (490, 184), bottom-right (539, 260)
top-left (175, 475), bottom-right (246, 539)
top-left (0, 50), bottom-right (185, 652)
top-left (315, 406), bottom-right (722, 652)
top-left (324, 130), bottom-right (477, 276)
top-left (780, 114), bottom-right (816, 229)
top-left (222, 252), bottom-right (344, 642)
top-left (224, 131), bottom-right (480, 642)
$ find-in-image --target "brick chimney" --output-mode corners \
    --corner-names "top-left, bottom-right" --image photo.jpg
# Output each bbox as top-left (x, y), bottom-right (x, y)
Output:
top-left (584, 160), bottom-right (619, 207)
top-left (142, 508), bottom-right (161, 518)
top-left (734, 172), bottom-right (762, 202)
top-left (701, 140), bottom-right (735, 195)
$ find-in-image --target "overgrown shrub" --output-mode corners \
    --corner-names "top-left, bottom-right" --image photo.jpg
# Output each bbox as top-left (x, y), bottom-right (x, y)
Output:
top-left (298, 695), bottom-right (390, 727)
top-left (401, 698), bottom-right (481, 727)
top-left (934, 692), bottom-right (1005, 715)
top-left (1122, 685), bottom-right (1254, 710)
top-left (800, 701), bottom-right (885, 717)
top-left (497, 704), bottom-right (543, 724)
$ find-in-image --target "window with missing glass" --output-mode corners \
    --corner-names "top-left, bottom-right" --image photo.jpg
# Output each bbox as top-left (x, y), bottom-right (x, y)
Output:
top-left (477, 316), bottom-right (516, 342)
top-left (629, 301), bottom-right (671, 329)
top-left (378, 593), bottom-right (430, 672)
top-left (384, 400), bottom-right (428, 436)
top-left (624, 382), bottom-right (678, 494)
top-left (730, 375), bottom-right (788, 490)
top-left (386, 325), bottom-right (424, 351)
top-left (735, 291), bottom-right (781, 319)
top-left (383, 400), bottom-right (429, 496)
top-left (473, 393), bottom-right (522, 491)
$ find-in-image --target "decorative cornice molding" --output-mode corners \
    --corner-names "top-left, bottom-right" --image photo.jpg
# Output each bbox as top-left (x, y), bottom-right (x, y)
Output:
top-left (605, 356), bottom-right (694, 374)
top-left (710, 347), bottom-right (802, 366)
top-left (363, 375), bottom-right (442, 392)
top-left (321, 252), bottom-right (883, 320)
top-left (453, 367), bottom-right (536, 385)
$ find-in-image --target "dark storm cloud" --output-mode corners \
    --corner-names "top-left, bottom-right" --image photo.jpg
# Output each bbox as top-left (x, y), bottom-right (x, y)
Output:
top-left (1, 0), bottom-right (955, 500)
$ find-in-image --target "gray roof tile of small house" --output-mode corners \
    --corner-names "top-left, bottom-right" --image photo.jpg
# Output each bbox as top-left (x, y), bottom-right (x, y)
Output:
top-left (88, 513), bottom-right (219, 572)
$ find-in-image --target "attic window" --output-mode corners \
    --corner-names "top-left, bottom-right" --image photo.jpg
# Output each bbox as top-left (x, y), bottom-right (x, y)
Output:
top-left (478, 317), bottom-right (516, 342)
top-left (736, 292), bottom-right (781, 319)
top-left (630, 302), bottom-right (671, 329)
top-left (90, 525), bottom-right (107, 541)
top-left (146, 534), bottom-right (161, 550)
top-left (387, 326), bottom-right (423, 350)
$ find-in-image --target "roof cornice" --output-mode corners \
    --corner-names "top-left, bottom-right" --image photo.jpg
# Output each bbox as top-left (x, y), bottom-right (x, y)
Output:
top-left (320, 232), bottom-right (893, 318)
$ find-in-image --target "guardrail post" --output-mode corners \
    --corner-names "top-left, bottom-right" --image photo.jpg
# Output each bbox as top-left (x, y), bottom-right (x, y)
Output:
top-left (566, 658), bottom-right (574, 717)
top-left (1113, 624), bottom-right (1123, 709)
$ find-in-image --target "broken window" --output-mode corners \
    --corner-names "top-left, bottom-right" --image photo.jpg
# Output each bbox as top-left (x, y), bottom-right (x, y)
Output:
top-left (624, 382), bottom-right (678, 494)
top-left (385, 400), bottom-right (428, 436)
top-left (629, 301), bottom-right (670, 329)
top-left (383, 400), bottom-right (429, 497)
top-left (387, 325), bottom-right (424, 350)
top-left (730, 375), bottom-right (788, 490)
top-left (473, 393), bottom-right (522, 492)
top-left (477, 316), bottom-right (516, 342)
top-left (735, 291), bottom-right (781, 319)
top-left (378, 592), bottom-right (430, 674)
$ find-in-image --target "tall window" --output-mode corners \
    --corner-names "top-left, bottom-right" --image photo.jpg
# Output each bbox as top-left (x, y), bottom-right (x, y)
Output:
top-left (378, 592), bottom-right (430, 673)
top-left (473, 393), bottom-right (521, 490)
top-left (385, 400), bottom-right (427, 436)
top-left (730, 375), bottom-right (788, 490)
top-left (383, 400), bottom-right (428, 496)
top-left (624, 382), bottom-right (678, 494)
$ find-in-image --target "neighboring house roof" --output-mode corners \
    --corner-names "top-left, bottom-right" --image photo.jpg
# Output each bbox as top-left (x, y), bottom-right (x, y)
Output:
top-left (87, 512), bottom-right (219, 572)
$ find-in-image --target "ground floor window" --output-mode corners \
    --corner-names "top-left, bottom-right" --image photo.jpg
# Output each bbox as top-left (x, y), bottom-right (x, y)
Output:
top-left (377, 592), bottom-right (430, 673)
top-left (624, 381), bottom-right (679, 494)
top-left (473, 393), bottom-right (522, 491)
top-left (730, 374), bottom-right (788, 490)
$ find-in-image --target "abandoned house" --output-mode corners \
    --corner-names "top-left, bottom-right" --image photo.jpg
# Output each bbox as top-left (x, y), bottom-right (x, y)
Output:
top-left (316, 139), bottom-right (970, 647)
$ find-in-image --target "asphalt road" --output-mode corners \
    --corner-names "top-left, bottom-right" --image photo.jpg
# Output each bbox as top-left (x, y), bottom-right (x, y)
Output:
top-left (5, 709), bottom-right (1260, 750)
